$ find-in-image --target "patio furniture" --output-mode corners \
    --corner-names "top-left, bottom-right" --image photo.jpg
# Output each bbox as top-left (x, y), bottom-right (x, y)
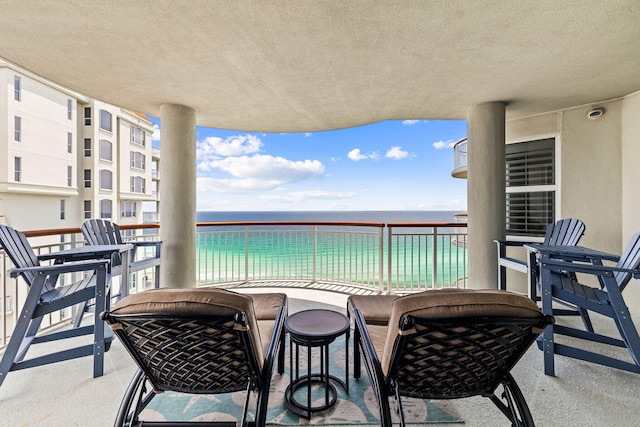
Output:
top-left (102, 288), bottom-right (287, 427)
top-left (284, 309), bottom-right (349, 419)
top-left (537, 233), bottom-right (640, 376)
top-left (0, 225), bottom-right (114, 388)
top-left (349, 289), bottom-right (553, 427)
top-left (496, 218), bottom-right (585, 299)
top-left (81, 219), bottom-right (162, 295)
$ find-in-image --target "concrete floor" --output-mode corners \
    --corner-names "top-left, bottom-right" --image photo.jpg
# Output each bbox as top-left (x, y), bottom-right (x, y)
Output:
top-left (1, 288), bottom-right (639, 427)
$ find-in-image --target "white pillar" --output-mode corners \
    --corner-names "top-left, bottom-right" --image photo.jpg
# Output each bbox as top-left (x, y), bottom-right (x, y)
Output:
top-left (467, 102), bottom-right (506, 289)
top-left (159, 104), bottom-right (196, 288)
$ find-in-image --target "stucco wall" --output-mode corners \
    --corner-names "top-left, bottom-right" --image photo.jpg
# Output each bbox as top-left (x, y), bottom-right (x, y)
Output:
top-left (622, 91), bottom-right (640, 242)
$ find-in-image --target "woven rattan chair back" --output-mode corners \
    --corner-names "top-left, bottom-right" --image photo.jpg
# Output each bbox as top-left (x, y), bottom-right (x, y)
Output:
top-left (107, 313), bottom-right (261, 394)
top-left (388, 316), bottom-right (547, 399)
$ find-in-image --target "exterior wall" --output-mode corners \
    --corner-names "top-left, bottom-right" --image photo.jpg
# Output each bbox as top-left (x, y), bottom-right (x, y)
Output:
top-left (506, 99), bottom-right (623, 253)
top-left (621, 91), bottom-right (640, 241)
top-left (0, 60), bottom-right (155, 232)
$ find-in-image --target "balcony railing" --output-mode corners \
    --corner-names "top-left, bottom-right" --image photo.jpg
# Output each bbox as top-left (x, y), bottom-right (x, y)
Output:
top-left (452, 137), bottom-right (468, 179)
top-left (1, 220), bottom-right (467, 349)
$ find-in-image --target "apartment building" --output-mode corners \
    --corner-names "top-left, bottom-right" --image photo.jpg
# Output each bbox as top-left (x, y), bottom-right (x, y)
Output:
top-left (0, 58), bottom-right (157, 233)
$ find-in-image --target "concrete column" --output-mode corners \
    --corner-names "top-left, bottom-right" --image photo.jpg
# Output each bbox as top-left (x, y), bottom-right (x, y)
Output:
top-left (466, 102), bottom-right (506, 289)
top-left (159, 104), bottom-right (196, 288)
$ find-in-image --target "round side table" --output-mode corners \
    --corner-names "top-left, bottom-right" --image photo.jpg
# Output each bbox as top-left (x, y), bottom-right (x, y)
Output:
top-left (284, 309), bottom-right (350, 419)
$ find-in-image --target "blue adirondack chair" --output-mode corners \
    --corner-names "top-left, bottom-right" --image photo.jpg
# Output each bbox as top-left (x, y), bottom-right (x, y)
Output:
top-left (81, 219), bottom-right (161, 291)
top-left (0, 225), bottom-right (112, 388)
top-left (538, 232), bottom-right (640, 376)
top-left (496, 218), bottom-right (586, 299)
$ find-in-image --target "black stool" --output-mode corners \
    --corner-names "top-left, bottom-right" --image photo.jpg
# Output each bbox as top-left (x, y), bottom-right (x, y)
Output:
top-left (284, 309), bottom-right (350, 419)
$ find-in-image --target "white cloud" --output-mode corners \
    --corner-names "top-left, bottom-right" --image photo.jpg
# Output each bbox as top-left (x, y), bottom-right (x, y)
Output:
top-left (402, 120), bottom-right (420, 125)
top-left (385, 146), bottom-right (410, 159)
top-left (197, 154), bottom-right (325, 193)
top-left (197, 134), bottom-right (262, 163)
top-left (432, 140), bottom-right (457, 149)
top-left (348, 148), bottom-right (378, 161)
top-left (152, 124), bottom-right (161, 142)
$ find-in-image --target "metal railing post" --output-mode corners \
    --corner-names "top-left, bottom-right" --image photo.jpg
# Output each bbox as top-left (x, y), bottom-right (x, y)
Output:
top-left (432, 226), bottom-right (438, 288)
top-left (244, 226), bottom-right (249, 284)
top-left (312, 226), bottom-right (317, 283)
top-left (386, 225), bottom-right (392, 293)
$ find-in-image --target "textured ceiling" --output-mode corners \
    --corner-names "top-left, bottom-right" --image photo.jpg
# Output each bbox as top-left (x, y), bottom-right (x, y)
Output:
top-left (1, 0), bottom-right (639, 132)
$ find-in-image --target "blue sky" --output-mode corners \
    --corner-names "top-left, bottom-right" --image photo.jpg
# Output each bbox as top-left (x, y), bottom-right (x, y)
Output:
top-left (150, 119), bottom-right (468, 212)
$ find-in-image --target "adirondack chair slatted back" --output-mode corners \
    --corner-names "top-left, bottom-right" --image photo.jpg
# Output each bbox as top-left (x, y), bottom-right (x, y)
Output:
top-left (615, 232), bottom-right (640, 290)
top-left (82, 219), bottom-right (124, 245)
top-left (0, 225), bottom-right (46, 288)
top-left (544, 218), bottom-right (585, 246)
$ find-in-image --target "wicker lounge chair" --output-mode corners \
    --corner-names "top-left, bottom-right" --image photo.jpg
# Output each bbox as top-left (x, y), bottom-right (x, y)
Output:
top-left (349, 289), bottom-right (553, 427)
top-left (102, 288), bottom-right (287, 427)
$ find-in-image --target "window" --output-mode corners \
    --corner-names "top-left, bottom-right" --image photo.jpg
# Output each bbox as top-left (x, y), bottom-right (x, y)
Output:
top-left (60, 199), bottom-right (66, 220)
top-left (67, 132), bottom-right (73, 153)
top-left (14, 116), bottom-right (21, 141)
top-left (131, 176), bottom-right (145, 193)
top-left (84, 107), bottom-right (92, 125)
top-left (100, 199), bottom-right (112, 219)
top-left (100, 109), bottom-right (112, 132)
top-left (100, 169), bottom-right (113, 190)
top-left (14, 75), bottom-right (21, 101)
top-left (84, 169), bottom-right (91, 187)
top-left (99, 139), bottom-right (112, 161)
top-left (67, 166), bottom-right (73, 186)
top-left (67, 99), bottom-right (72, 120)
top-left (121, 201), bottom-right (137, 217)
top-left (505, 137), bottom-right (556, 237)
top-left (131, 125), bottom-right (145, 146)
top-left (14, 157), bottom-right (21, 182)
top-left (131, 151), bottom-right (146, 169)
top-left (84, 138), bottom-right (92, 156)
top-left (84, 200), bottom-right (92, 219)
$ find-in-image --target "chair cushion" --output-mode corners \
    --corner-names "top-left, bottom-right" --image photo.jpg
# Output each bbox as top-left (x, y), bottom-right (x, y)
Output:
top-left (348, 294), bottom-right (400, 325)
top-left (111, 287), bottom-right (265, 365)
top-left (248, 293), bottom-right (288, 320)
top-left (380, 288), bottom-right (544, 375)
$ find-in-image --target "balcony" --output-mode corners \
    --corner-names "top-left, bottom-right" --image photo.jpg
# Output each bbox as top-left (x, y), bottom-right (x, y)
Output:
top-left (451, 137), bottom-right (467, 179)
top-left (1, 222), bottom-right (639, 426)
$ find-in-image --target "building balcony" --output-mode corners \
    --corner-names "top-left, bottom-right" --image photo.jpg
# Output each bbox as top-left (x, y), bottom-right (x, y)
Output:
top-left (1, 222), bottom-right (639, 425)
top-left (451, 137), bottom-right (467, 179)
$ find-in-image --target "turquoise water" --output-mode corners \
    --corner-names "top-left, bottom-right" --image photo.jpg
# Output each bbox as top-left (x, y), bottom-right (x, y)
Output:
top-left (196, 211), bottom-right (467, 289)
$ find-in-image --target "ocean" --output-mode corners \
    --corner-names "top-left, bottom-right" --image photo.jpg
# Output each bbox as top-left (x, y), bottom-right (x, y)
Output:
top-left (196, 210), bottom-right (464, 223)
top-left (194, 211), bottom-right (468, 290)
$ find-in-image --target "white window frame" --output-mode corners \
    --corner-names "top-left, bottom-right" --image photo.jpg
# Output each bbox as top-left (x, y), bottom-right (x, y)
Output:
top-left (84, 200), bottom-right (92, 219)
top-left (14, 116), bottom-right (21, 141)
top-left (14, 157), bottom-right (21, 182)
top-left (100, 109), bottom-right (112, 132)
top-left (505, 133), bottom-right (559, 239)
top-left (100, 199), bottom-right (112, 219)
top-left (99, 139), bottom-right (113, 161)
top-left (100, 169), bottom-right (113, 190)
top-left (14, 75), bottom-right (21, 101)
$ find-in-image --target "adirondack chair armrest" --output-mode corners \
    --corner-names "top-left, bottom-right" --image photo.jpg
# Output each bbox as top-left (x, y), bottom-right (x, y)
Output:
top-left (494, 239), bottom-right (534, 248)
top-left (540, 258), bottom-right (640, 279)
top-left (131, 240), bottom-right (162, 249)
top-left (9, 259), bottom-right (110, 278)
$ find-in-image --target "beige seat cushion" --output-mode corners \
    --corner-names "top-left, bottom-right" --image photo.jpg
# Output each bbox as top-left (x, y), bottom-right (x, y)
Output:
top-left (247, 293), bottom-right (287, 355)
top-left (347, 294), bottom-right (399, 325)
top-left (110, 287), bottom-right (267, 366)
top-left (378, 288), bottom-right (544, 375)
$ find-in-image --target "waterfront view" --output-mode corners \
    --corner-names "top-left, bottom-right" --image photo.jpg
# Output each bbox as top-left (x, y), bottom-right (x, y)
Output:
top-left (195, 211), bottom-right (468, 290)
